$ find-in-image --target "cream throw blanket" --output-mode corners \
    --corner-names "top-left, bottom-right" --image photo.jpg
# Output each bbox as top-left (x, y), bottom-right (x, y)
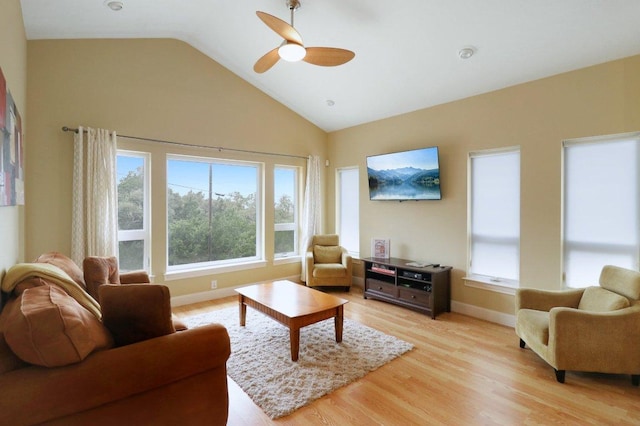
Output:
top-left (1, 263), bottom-right (101, 319)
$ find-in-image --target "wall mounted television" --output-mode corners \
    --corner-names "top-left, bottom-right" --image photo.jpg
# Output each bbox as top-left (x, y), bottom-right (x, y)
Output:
top-left (366, 146), bottom-right (441, 201)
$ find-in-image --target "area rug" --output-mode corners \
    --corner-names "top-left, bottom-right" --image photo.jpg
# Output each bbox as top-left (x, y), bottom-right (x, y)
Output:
top-left (184, 306), bottom-right (413, 419)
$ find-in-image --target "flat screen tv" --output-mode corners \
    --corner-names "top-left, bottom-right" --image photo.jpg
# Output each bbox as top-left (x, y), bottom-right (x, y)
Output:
top-left (367, 146), bottom-right (441, 201)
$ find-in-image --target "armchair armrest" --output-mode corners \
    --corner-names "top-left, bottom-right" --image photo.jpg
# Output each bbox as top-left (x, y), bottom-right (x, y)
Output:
top-left (119, 270), bottom-right (151, 284)
top-left (305, 251), bottom-right (315, 283)
top-left (515, 288), bottom-right (584, 312)
top-left (549, 304), bottom-right (640, 372)
top-left (0, 324), bottom-right (230, 425)
top-left (341, 250), bottom-right (353, 276)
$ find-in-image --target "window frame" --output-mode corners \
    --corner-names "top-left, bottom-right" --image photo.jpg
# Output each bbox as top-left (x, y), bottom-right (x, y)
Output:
top-left (562, 132), bottom-right (640, 288)
top-left (116, 150), bottom-right (151, 273)
top-left (273, 164), bottom-right (300, 261)
top-left (165, 154), bottom-right (264, 276)
top-left (336, 166), bottom-right (360, 258)
top-left (465, 146), bottom-right (521, 291)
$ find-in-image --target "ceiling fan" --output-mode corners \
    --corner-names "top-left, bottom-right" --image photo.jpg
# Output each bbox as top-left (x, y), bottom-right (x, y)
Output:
top-left (253, 0), bottom-right (355, 73)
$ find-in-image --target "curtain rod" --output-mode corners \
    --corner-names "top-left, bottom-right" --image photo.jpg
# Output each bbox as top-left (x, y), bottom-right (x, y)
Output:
top-left (61, 126), bottom-right (309, 160)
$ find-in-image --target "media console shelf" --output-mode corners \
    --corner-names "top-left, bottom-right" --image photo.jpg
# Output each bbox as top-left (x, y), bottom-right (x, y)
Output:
top-left (363, 257), bottom-right (451, 319)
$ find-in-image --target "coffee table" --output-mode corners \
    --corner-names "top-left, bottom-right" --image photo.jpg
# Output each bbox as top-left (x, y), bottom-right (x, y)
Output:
top-left (236, 280), bottom-right (348, 361)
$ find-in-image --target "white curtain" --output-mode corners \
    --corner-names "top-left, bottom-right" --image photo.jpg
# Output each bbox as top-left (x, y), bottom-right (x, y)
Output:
top-left (300, 155), bottom-right (322, 281)
top-left (71, 126), bottom-right (118, 266)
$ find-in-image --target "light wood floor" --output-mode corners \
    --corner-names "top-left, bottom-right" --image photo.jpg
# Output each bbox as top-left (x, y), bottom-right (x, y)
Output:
top-left (173, 287), bottom-right (640, 425)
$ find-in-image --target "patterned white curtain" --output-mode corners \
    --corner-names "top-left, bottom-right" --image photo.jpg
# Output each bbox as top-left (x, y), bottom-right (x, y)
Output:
top-left (71, 126), bottom-right (118, 266)
top-left (300, 155), bottom-right (322, 281)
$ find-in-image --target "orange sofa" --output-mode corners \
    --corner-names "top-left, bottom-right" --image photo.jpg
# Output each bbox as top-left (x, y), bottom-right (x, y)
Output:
top-left (0, 253), bottom-right (231, 425)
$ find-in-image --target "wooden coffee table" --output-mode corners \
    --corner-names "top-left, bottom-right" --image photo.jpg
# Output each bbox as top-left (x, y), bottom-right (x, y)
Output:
top-left (236, 280), bottom-right (348, 361)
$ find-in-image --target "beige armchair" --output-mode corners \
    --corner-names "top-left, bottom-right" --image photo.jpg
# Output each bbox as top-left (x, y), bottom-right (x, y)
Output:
top-left (305, 234), bottom-right (352, 290)
top-left (515, 265), bottom-right (640, 385)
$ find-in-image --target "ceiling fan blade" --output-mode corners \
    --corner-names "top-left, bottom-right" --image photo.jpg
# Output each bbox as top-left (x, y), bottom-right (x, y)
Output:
top-left (302, 47), bottom-right (355, 67)
top-left (254, 48), bottom-right (280, 73)
top-left (256, 11), bottom-right (303, 45)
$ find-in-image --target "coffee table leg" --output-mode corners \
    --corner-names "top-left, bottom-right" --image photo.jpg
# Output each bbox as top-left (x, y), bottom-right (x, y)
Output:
top-left (335, 305), bottom-right (343, 343)
top-left (238, 295), bottom-right (247, 327)
top-left (290, 328), bottom-right (300, 362)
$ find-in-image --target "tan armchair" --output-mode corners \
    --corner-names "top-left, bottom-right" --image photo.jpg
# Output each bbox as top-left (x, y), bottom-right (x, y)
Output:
top-left (305, 234), bottom-right (352, 290)
top-left (515, 265), bottom-right (640, 385)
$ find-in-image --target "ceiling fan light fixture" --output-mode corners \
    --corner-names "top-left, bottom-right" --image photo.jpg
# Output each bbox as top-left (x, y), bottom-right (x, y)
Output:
top-left (278, 42), bottom-right (306, 62)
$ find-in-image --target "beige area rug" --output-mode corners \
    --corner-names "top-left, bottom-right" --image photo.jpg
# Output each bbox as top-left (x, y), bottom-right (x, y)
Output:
top-left (184, 306), bottom-right (413, 419)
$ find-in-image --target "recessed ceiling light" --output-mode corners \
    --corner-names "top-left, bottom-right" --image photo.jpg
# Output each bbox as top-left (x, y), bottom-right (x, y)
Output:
top-left (104, 1), bottom-right (124, 11)
top-left (458, 47), bottom-right (475, 60)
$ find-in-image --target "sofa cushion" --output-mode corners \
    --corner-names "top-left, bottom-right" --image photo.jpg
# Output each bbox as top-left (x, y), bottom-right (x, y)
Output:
top-left (99, 284), bottom-right (176, 347)
top-left (2, 285), bottom-right (113, 367)
top-left (313, 245), bottom-right (342, 264)
top-left (312, 263), bottom-right (347, 278)
top-left (83, 256), bottom-right (121, 301)
top-left (0, 334), bottom-right (27, 374)
top-left (34, 252), bottom-right (86, 289)
top-left (578, 286), bottom-right (630, 312)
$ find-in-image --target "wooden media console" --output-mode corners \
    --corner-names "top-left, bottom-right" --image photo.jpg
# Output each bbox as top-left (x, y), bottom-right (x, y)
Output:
top-left (363, 257), bottom-right (451, 319)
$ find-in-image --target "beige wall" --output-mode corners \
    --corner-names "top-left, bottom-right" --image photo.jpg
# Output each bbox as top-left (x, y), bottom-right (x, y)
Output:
top-left (327, 55), bottom-right (640, 316)
top-left (0, 0), bottom-right (27, 275)
top-left (22, 33), bottom-right (640, 317)
top-left (26, 39), bottom-right (326, 297)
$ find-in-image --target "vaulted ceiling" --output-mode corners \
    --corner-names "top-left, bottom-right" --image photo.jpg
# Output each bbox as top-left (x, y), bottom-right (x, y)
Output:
top-left (20, 0), bottom-right (640, 132)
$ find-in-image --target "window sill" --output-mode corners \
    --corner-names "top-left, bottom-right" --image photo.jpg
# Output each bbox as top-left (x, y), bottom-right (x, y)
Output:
top-left (463, 275), bottom-right (518, 295)
top-left (164, 260), bottom-right (267, 281)
top-left (273, 255), bottom-right (301, 266)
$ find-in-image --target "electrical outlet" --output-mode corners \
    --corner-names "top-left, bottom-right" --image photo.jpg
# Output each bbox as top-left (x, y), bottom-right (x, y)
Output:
top-left (210, 280), bottom-right (217, 289)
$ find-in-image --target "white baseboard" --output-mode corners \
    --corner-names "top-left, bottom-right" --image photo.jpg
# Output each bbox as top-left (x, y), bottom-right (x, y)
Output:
top-left (352, 276), bottom-right (364, 289)
top-left (451, 300), bottom-right (515, 327)
top-left (170, 275), bottom-right (301, 307)
top-left (172, 276), bottom-right (515, 329)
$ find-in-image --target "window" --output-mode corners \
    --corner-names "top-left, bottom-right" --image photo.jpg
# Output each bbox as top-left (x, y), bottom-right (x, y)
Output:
top-left (166, 155), bottom-right (262, 271)
top-left (116, 151), bottom-right (150, 272)
top-left (563, 133), bottom-right (640, 288)
top-left (274, 166), bottom-right (299, 258)
top-left (468, 148), bottom-right (520, 285)
top-left (337, 167), bottom-right (359, 257)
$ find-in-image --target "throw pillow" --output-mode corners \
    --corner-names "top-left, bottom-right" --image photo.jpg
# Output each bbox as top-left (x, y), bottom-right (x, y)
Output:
top-left (3, 285), bottom-right (113, 367)
top-left (83, 256), bottom-right (120, 301)
top-left (599, 265), bottom-right (640, 301)
top-left (12, 276), bottom-right (48, 296)
top-left (34, 252), bottom-right (86, 289)
top-left (578, 286), bottom-right (630, 312)
top-left (313, 245), bottom-right (342, 263)
top-left (99, 284), bottom-right (176, 347)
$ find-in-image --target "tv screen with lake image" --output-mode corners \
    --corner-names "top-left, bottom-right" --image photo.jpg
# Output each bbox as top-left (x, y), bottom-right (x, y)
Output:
top-left (367, 146), bottom-right (441, 201)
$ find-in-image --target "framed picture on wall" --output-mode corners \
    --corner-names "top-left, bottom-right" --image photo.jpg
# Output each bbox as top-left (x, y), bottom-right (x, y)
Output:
top-left (0, 67), bottom-right (24, 207)
top-left (371, 238), bottom-right (390, 259)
